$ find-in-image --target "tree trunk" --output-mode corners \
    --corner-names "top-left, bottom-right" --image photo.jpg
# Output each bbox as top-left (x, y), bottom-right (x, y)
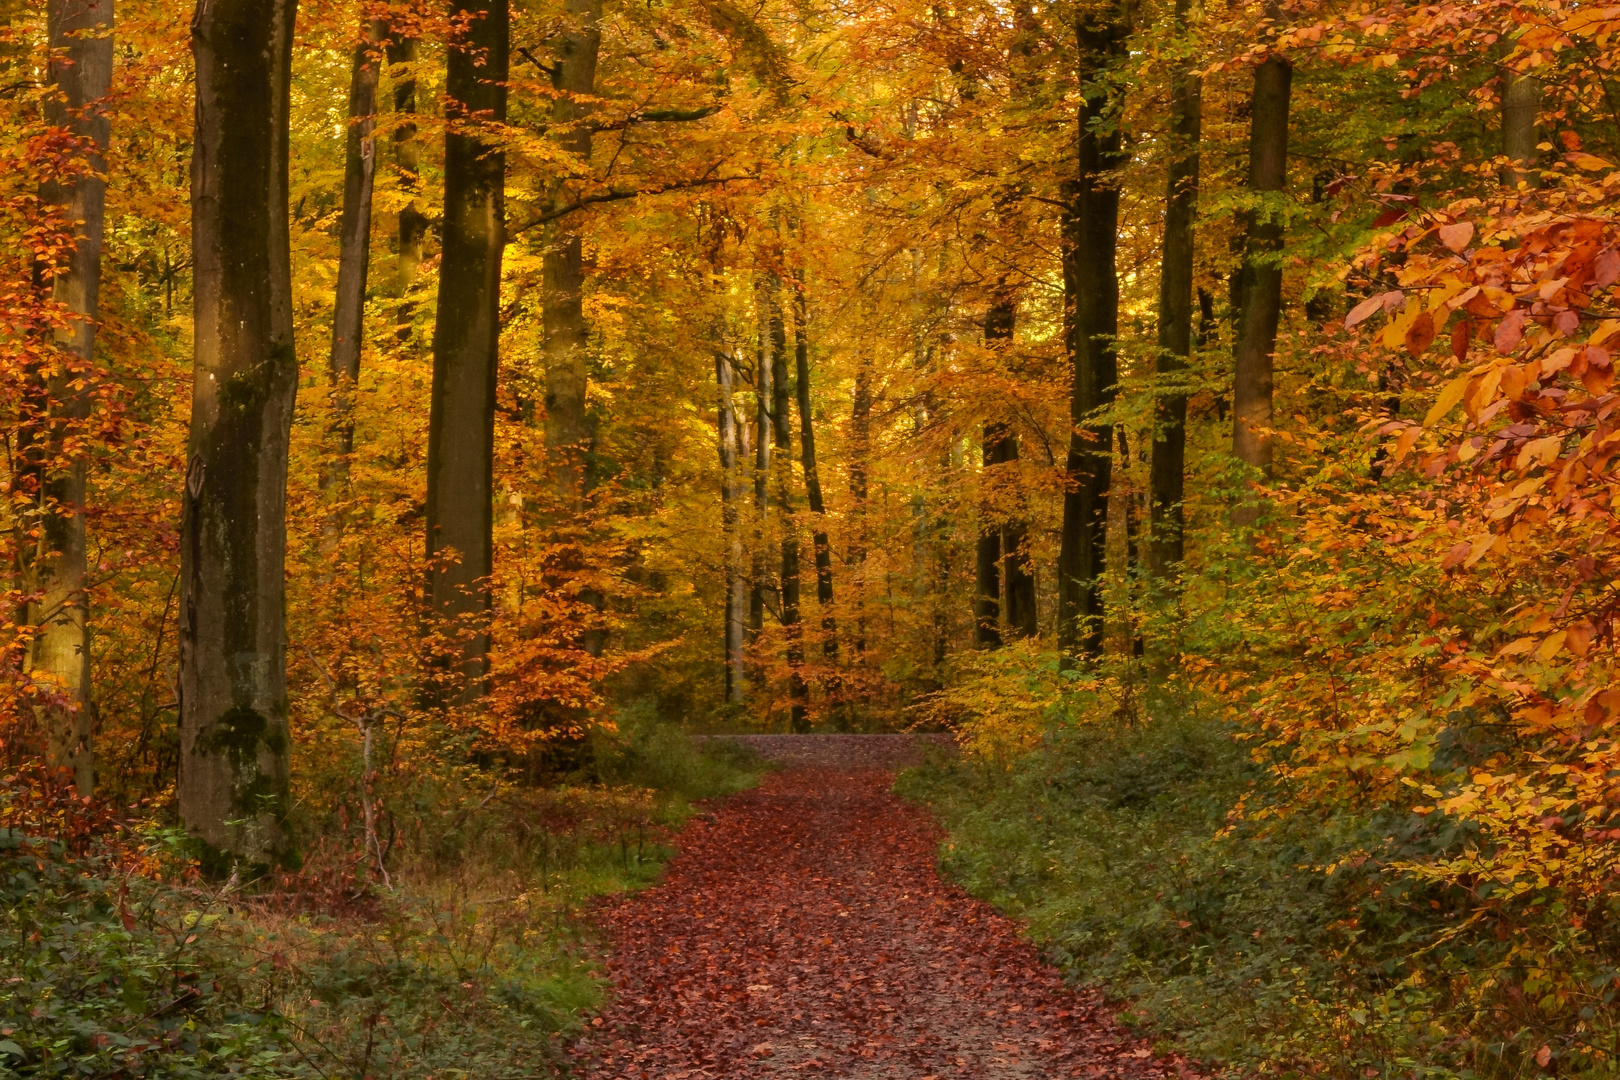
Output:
top-left (769, 283), bottom-right (808, 731)
top-left (849, 360), bottom-right (871, 655)
top-left (181, 0), bottom-right (299, 869)
top-left (716, 348), bottom-right (747, 704)
top-left (326, 19), bottom-right (384, 493)
top-left (543, 0), bottom-right (602, 504)
top-left (976, 294), bottom-right (1016, 647)
top-left (1502, 72), bottom-right (1542, 189)
top-left (1056, 9), bottom-right (1127, 659)
top-left (24, 0), bottom-right (113, 794)
top-left (794, 280), bottom-right (837, 660)
top-left (425, 0), bottom-right (508, 700)
top-left (387, 28), bottom-right (425, 333)
top-left (1230, 49), bottom-right (1291, 525)
top-left (1148, 0), bottom-right (1200, 584)
top-left (747, 313), bottom-right (772, 671)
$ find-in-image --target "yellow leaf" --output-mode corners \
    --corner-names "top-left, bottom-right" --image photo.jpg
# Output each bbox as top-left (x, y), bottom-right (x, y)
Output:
top-left (1425, 372), bottom-right (1471, 427)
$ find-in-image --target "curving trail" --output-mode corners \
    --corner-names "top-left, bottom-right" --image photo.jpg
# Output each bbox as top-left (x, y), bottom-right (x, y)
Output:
top-left (573, 735), bottom-right (1196, 1079)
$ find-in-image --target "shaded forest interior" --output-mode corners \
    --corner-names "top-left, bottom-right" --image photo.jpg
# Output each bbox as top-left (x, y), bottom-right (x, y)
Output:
top-left (5, 0), bottom-right (1620, 1075)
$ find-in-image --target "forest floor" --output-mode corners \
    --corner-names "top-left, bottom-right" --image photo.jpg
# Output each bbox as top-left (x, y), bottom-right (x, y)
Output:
top-left (570, 734), bottom-right (1198, 1080)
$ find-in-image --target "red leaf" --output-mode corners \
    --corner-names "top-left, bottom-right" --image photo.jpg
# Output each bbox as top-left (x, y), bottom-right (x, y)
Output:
top-left (1438, 221), bottom-right (1474, 252)
top-left (1495, 310), bottom-right (1528, 353)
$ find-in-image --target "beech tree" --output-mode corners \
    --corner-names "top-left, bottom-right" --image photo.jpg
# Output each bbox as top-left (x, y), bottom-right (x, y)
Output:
top-left (21, 0), bottom-right (114, 795)
top-left (425, 0), bottom-right (508, 699)
top-left (180, 0), bottom-right (299, 866)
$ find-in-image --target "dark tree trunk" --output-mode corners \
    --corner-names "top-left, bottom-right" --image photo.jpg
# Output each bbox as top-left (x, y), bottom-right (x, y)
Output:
top-left (543, 0), bottom-right (602, 503)
top-left (387, 29), bottom-right (425, 333)
top-left (716, 348), bottom-right (747, 703)
top-left (848, 361), bottom-right (871, 655)
top-left (181, 0), bottom-right (298, 868)
top-left (326, 19), bottom-right (384, 492)
top-left (425, 0), bottom-right (508, 700)
top-left (794, 281), bottom-right (837, 660)
top-left (1230, 49), bottom-right (1291, 525)
top-left (975, 422), bottom-right (1004, 649)
top-left (1148, 0), bottom-right (1200, 584)
top-left (24, 0), bottom-right (113, 794)
top-left (1057, 9), bottom-right (1127, 659)
top-left (769, 284), bottom-right (808, 731)
top-left (748, 315), bottom-right (772, 669)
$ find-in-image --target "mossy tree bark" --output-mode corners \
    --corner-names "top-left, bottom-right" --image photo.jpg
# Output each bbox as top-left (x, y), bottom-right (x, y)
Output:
top-left (22, 0), bottom-right (114, 794)
top-left (425, 0), bottom-right (508, 701)
top-left (1056, 6), bottom-right (1127, 659)
top-left (1502, 71), bottom-right (1542, 189)
top-left (387, 27), bottom-right (425, 332)
top-left (716, 347), bottom-right (747, 704)
top-left (767, 281), bottom-right (808, 731)
top-left (1148, 0), bottom-right (1201, 585)
top-left (181, 0), bottom-right (299, 868)
top-left (1230, 42), bottom-right (1291, 526)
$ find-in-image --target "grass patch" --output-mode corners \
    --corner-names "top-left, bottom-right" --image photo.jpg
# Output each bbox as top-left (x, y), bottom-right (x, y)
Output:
top-left (2, 716), bottom-right (762, 1078)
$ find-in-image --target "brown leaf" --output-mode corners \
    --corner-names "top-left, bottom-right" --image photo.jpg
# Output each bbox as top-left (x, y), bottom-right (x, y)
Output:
top-left (1438, 221), bottom-right (1475, 252)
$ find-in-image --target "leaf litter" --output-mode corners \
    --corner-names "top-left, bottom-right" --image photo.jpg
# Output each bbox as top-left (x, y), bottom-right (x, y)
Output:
top-left (572, 735), bottom-right (1199, 1079)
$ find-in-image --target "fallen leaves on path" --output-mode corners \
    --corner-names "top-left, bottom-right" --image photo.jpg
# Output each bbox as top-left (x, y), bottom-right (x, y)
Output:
top-left (573, 735), bottom-right (1197, 1079)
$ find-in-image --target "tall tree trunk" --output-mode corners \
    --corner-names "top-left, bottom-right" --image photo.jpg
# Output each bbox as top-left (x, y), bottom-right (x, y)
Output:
top-left (543, 0), bottom-right (602, 503)
top-left (849, 360), bottom-right (871, 655)
top-left (425, 0), bottom-right (508, 700)
top-left (793, 281), bottom-right (837, 660)
top-left (1230, 46), bottom-right (1291, 526)
top-left (387, 28), bottom-right (425, 333)
top-left (1502, 72), bottom-right (1542, 189)
top-left (716, 348), bottom-right (747, 704)
top-left (1148, 0), bottom-right (1201, 584)
top-left (748, 312), bottom-right (772, 673)
top-left (769, 283), bottom-right (808, 731)
top-left (181, 0), bottom-right (298, 868)
top-left (1057, 8), bottom-right (1127, 659)
top-left (24, 0), bottom-right (113, 794)
top-left (976, 296), bottom-right (1015, 647)
top-left (326, 19), bottom-right (384, 494)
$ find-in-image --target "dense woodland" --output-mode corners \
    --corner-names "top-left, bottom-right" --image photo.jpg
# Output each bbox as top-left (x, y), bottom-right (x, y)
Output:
top-left (5, 0), bottom-right (1620, 1074)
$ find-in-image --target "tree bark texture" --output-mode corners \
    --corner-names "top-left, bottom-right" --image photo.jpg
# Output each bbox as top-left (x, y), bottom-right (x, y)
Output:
top-left (182, 0), bottom-right (298, 868)
top-left (24, 0), bottom-right (113, 794)
top-left (326, 19), bottom-right (383, 491)
top-left (387, 29), bottom-right (425, 328)
top-left (975, 295), bottom-right (1015, 647)
top-left (1148, 0), bottom-right (1200, 583)
top-left (794, 281), bottom-right (837, 660)
top-left (1230, 50), bottom-right (1291, 522)
top-left (1057, 11), bottom-right (1126, 659)
top-left (1502, 72), bottom-right (1542, 189)
top-left (716, 349), bottom-right (747, 704)
top-left (425, 0), bottom-right (508, 699)
top-left (543, 0), bottom-right (602, 504)
top-left (747, 311), bottom-right (772, 666)
top-left (769, 284), bottom-right (808, 730)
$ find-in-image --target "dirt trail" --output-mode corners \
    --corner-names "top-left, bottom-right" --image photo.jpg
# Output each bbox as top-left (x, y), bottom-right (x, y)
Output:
top-left (573, 734), bottom-right (1194, 1079)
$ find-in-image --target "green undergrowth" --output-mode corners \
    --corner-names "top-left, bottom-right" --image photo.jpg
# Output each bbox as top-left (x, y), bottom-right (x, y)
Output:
top-left (897, 705), bottom-right (1618, 1079)
top-left (1, 714), bottom-right (761, 1078)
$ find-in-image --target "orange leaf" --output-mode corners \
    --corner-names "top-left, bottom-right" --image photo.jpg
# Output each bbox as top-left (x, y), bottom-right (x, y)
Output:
top-left (1438, 221), bottom-right (1475, 252)
top-left (1405, 310), bottom-right (1436, 357)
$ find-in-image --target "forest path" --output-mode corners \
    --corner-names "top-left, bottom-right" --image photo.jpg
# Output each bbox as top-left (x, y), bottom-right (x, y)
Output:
top-left (572, 734), bottom-right (1195, 1080)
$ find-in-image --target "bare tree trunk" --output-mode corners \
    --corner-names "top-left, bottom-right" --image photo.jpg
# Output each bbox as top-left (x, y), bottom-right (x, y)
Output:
top-left (543, 0), bottom-right (602, 503)
top-left (23, 0), bottom-right (113, 795)
top-left (326, 19), bottom-right (384, 494)
top-left (794, 281), bottom-right (836, 661)
top-left (1149, 0), bottom-right (1200, 584)
top-left (748, 309), bottom-right (772, 675)
top-left (181, 0), bottom-right (298, 869)
top-left (387, 28), bottom-right (425, 333)
top-left (1230, 47), bottom-right (1291, 525)
top-left (716, 348), bottom-right (747, 704)
top-left (425, 0), bottom-right (508, 700)
top-left (1057, 8), bottom-right (1127, 660)
top-left (769, 283), bottom-right (808, 731)
top-left (1502, 72), bottom-right (1542, 189)
top-left (849, 360), bottom-right (871, 656)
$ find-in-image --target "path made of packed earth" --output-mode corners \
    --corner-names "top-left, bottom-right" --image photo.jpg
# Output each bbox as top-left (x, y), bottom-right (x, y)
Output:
top-left (572, 734), bottom-right (1197, 1080)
